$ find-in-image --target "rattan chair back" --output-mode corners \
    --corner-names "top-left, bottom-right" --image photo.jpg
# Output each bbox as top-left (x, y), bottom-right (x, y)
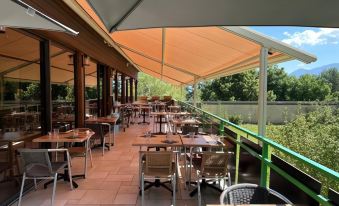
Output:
top-left (201, 152), bottom-right (228, 177)
top-left (144, 151), bottom-right (173, 177)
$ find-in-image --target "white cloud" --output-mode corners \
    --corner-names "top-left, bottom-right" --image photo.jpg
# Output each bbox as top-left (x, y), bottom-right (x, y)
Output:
top-left (282, 28), bottom-right (339, 47)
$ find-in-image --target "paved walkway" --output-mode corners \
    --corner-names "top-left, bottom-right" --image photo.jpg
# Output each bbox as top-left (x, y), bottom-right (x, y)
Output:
top-left (17, 120), bottom-right (221, 206)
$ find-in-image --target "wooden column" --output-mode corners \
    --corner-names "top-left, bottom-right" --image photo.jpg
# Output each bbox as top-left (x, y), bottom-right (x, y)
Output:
top-left (74, 52), bottom-right (85, 127)
top-left (106, 68), bottom-right (113, 114)
top-left (96, 64), bottom-right (101, 116)
top-left (134, 79), bottom-right (138, 101)
top-left (121, 74), bottom-right (126, 104)
top-left (40, 40), bottom-right (52, 135)
top-left (130, 78), bottom-right (133, 102)
top-left (114, 72), bottom-right (118, 103)
top-left (102, 65), bottom-right (107, 116)
top-left (126, 78), bottom-right (129, 103)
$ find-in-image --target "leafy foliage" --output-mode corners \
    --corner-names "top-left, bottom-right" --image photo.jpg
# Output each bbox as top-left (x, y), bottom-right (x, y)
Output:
top-left (200, 70), bottom-right (258, 101)
top-left (200, 65), bottom-right (337, 102)
top-left (137, 73), bottom-right (186, 100)
top-left (268, 106), bottom-right (339, 192)
top-left (228, 114), bottom-right (243, 125)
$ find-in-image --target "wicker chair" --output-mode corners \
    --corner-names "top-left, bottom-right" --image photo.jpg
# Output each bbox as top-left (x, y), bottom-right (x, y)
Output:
top-left (194, 151), bottom-right (231, 206)
top-left (17, 149), bottom-right (73, 206)
top-left (219, 183), bottom-right (292, 205)
top-left (140, 151), bottom-right (176, 206)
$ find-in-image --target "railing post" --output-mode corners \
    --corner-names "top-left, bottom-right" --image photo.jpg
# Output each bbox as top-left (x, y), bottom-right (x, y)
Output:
top-left (218, 121), bottom-right (224, 136)
top-left (260, 143), bottom-right (270, 187)
top-left (235, 133), bottom-right (240, 184)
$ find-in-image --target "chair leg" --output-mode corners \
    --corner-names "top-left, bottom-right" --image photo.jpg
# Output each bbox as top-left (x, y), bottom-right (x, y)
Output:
top-left (141, 173), bottom-right (145, 206)
top-left (89, 148), bottom-right (94, 168)
top-left (55, 142), bottom-right (59, 162)
top-left (18, 172), bottom-right (26, 206)
top-left (102, 135), bottom-right (105, 156)
top-left (34, 178), bottom-right (37, 190)
top-left (51, 173), bottom-right (58, 206)
top-left (172, 173), bottom-right (176, 206)
top-left (197, 176), bottom-right (201, 206)
top-left (67, 159), bottom-right (74, 190)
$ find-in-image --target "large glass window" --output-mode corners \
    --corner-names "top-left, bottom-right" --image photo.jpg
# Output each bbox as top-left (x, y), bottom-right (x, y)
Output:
top-left (50, 45), bottom-right (75, 130)
top-left (0, 29), bottom-right (41, 204)
top-left (85, 59), bottom-right (98, 117)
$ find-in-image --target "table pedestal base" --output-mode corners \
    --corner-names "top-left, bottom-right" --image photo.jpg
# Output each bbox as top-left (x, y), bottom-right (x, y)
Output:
top-left (188, 179), bottom-right (222, 197)
top-left (139, 179), bottom-right (172, 195)
top-left (43, 173), bottom-right (83, 189)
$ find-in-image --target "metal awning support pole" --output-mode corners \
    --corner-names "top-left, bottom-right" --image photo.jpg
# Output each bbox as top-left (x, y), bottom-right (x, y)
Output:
top-left (193, 77), bottom-right (197, 107)
top-left (258, 47), bottom-right (270, 188)
top-left (161, 28), bottom-right (166, 80)
top-left (258, 47), bottom-right (268, 136)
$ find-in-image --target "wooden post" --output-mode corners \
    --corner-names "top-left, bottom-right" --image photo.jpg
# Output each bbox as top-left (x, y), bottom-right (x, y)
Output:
top-left (130, 78), bottom-right (133, 102)
top-left (74, 52), bottom-right (85, 128)
top-left (114, 72), bottom-right (118, 103)
top-left (135, 79), bottom-right (138, 101)
top-left (121, 74), bottom-right (126, 104)
top-left (107, 68), bottom-right (113, 114)
top-left (40, 40), bottom-right (52, 135)
top-left (102, 66), bottom-right (107, 116)
top-left (96, 63), bottom-right (101, 116)
top-left (126, 77), bottom-right (129, 103)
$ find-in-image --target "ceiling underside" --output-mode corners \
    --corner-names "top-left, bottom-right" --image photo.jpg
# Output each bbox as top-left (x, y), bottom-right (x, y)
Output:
top-left (0, 28), bottom-right (97, 86)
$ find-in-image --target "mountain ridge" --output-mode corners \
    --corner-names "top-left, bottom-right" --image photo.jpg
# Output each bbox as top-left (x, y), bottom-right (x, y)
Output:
top-left (290, 63), bottom-right (339, 77)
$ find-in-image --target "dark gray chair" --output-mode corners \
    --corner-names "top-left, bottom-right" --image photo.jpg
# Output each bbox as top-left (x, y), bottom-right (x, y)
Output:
top-left (18, 149), bottom-right (73, 206)
top-left (219, 183), bottom-right (292, 205)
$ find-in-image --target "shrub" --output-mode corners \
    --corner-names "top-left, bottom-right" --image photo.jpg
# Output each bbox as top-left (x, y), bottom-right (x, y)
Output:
top-left (268, 105), bottom-right (339, 194)
top-left (228, 114), bottom-right (243, 125)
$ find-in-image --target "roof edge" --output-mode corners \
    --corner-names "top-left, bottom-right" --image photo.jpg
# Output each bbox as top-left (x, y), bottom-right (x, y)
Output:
top-left (220, 26), bottom-right (317, 64)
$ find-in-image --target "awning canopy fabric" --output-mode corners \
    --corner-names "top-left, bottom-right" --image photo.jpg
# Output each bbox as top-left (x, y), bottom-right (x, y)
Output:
top-left (0, 0), bottom-right (78, 35)
top-left (87, 0), bottom-right (339, 32)
top-left (110, 27), bottom-right (316, 85)
top-left (69, 0), bottom-right (318, 86)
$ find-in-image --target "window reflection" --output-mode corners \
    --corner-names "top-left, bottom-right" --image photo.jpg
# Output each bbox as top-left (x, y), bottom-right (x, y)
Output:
top-left (0, 29), bottom-right (41, 203)
top-left (51, 48), bottom-right (75, 131)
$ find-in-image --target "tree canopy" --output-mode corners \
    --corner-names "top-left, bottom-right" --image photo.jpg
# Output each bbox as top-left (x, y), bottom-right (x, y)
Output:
top-left (199, 66), bottom-right (338, 102)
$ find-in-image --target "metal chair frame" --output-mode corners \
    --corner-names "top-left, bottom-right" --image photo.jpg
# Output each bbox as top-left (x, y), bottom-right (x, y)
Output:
top-left (17, 148), bottom-right (73, 206)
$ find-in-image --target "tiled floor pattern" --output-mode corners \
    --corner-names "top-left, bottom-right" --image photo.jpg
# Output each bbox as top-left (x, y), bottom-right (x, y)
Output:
top-left (14, 120), bottom-right (221, 206)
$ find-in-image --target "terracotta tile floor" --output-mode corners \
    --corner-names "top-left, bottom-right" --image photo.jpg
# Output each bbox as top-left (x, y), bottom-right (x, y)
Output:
top-left (15, 119), bottom-right (221, 206)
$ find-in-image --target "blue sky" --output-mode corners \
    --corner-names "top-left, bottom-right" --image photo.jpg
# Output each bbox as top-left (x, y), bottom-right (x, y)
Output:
top-left (250, 26), bottom-right (339, 74)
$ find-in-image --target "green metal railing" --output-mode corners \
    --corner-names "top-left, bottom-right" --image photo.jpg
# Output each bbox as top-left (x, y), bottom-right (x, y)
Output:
top-left (178, 101), bottom-right (339, 206)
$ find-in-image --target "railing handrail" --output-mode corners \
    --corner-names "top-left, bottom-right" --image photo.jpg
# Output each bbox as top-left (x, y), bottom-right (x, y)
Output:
top-left (178, 100), bottom-right (339, 185)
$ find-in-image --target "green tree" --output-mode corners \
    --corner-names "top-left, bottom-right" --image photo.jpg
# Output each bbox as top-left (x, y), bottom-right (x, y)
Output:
top-left (320, 68), bottom-right (339, 93)
top-left (200, 70), bottom-right (258, 101)
top-left (19, 83), bottom-right (40, 101)
top-left (267, 65), bottom-right (293, 101)
top-left (137, 73), bottom-right (186, 100)
top-left (289, 74), bottom-right (331, 101)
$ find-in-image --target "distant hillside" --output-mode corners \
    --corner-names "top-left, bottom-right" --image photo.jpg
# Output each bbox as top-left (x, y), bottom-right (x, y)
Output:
top-left (290, 63), bottom-right (339, 77)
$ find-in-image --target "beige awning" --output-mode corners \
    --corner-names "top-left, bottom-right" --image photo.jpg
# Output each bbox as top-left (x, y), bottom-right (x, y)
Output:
top-left (110, 27), bottom-right (316, 85)
top-left (67, 0), bottom-right (318, 86)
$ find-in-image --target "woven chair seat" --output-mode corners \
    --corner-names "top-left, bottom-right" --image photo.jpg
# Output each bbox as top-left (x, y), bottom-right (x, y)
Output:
top-left (220, 183), bottom-right (292, 204)
top-left (68, 147), bottom-right (86, 156)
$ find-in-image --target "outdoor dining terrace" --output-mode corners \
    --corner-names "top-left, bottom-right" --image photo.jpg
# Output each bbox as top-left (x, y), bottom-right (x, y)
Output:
top-left (0, 1), bottom-right (338, 205)
top-left (0, 99), bottom-right (337, 206)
